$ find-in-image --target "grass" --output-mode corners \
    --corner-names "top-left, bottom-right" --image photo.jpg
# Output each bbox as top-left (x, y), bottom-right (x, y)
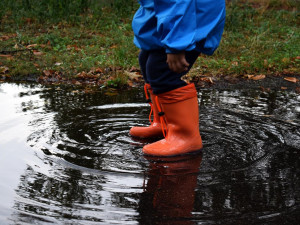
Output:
top-left (0, 0), bottom-right (299, 86)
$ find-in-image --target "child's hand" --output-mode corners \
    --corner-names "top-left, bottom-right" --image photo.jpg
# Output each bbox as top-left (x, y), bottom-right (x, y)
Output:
top-left (167, 52), bottom-right (190, 74)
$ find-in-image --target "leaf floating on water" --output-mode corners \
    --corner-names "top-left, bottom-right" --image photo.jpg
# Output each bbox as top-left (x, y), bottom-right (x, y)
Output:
top-left (284, 77), bottom-right (299, 83)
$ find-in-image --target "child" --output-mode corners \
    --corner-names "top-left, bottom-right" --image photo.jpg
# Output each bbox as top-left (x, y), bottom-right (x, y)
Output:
top-left (130, 0), bottom-right (226, 156)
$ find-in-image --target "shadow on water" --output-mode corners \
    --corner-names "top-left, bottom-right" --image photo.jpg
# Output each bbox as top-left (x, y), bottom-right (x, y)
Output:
top-left (0, 83), bottom-right (299, 224)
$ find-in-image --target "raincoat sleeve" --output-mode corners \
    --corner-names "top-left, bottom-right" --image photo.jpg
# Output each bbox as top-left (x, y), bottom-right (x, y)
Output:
top-left (153, 0), bottom-right (198, 53)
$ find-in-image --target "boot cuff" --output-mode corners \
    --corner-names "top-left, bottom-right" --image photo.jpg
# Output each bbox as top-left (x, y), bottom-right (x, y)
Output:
top-left (157, 83), bottom-right (197, 104)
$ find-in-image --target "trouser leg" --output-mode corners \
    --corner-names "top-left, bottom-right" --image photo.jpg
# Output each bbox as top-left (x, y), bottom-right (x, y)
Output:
top-left (145, 49), bottom-right (200, 94)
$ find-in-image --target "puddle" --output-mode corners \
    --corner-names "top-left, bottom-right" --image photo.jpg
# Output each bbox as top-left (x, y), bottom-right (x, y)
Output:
top-left (0, 83), bottom-right (299, 224)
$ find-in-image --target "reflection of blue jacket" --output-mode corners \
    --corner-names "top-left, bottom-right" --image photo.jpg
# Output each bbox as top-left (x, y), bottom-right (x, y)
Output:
top-left (132, 0), bottom-right (226, 55)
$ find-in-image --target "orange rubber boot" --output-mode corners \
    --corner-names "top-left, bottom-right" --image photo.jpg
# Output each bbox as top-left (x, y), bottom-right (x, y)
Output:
top-left (143, 83), bottom-right (203, 156)
top-left (129, 84), bottom-right (164, 138)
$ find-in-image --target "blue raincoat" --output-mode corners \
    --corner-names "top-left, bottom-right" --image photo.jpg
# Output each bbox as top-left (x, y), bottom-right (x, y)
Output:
top-left (132, 0), bottom-right (226, 55)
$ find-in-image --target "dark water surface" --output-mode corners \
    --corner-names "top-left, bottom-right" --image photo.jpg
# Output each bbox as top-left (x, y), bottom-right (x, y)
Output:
top-left (0, 83), bottom-right (299, 225)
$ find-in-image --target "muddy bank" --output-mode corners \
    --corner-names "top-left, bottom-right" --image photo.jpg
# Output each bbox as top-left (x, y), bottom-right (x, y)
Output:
top-left (1, 72), bottom-right (300, 93)
top-left (194, 74), bottom-right (300, 92)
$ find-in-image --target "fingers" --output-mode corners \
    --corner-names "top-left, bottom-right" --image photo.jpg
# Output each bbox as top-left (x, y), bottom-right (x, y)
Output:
top-left (167, 52), bottom-right (190, 73)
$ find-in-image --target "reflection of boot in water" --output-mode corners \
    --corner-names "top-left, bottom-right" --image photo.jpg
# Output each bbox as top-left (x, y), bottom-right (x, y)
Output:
top-left (138, 153), bottom-right (203, 225)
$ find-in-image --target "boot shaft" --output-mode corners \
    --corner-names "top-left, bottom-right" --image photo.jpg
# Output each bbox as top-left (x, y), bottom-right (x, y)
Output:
top-left (157, 83), bottom-right (200, 137)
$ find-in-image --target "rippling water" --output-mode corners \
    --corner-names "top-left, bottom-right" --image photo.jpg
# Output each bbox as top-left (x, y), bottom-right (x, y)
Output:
top-left (0, 83), bottom-right (299, 225)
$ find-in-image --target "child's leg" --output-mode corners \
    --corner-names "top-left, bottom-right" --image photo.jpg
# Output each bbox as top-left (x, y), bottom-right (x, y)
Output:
top-left (129, 50), bottom-right (164, 138)
top-left (145, 49), bottom-right (200, 94)
top-left (142, 50), bottom-right (203, 156)
top-left (138, 50), bottom-right (150, 83)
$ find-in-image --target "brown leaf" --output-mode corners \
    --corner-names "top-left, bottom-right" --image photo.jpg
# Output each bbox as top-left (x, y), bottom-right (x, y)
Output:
top-left (200, 77), bottom-right (214, 84)
top-left (33, 50), bottom-right (43, 56)
top-left (295, 87), bottom-right (300, 94)
top-left (14, 44), bottom-right (20, 49)
top-left (1, 36), bottom-right (10, 41)
top-left (251, 74), bottom-right (266, 80)
top-left (0, 54), bottom-right (13, 59)
top-left (67, 44), bottom-right (81, 51)
top-left (110, 45), bottom-right (117, 49)
top-left (281, 87), bottom-right (287, 90)
top-left (125, 71), bottom-right (142, 81)
top-left (129, 66), bottom-right (139, 72)
top-left (0, 66), bottom-right (9, 74)
top-left (95, 68), bottom-right (103, 73)
top-left (127, 80), bottom-right (134, 87)
top-left (284, 77), bottom-right (299, 83)
top-left (26, 44), bottom-right (38, 49)
top-left (43, 70), bottom-right (55, 76)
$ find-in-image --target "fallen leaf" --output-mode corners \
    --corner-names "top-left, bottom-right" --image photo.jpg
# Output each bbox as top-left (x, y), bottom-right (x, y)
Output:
top-left (14, 44), bottom-right (20, 49)
top-left (125, 71), bottom-right (142, 81)
top-left (127, 80), bottom-right (134, 87)
top-left (95, 67), bottom-right (103, 73)
top-left (0, 54), bottom-right (13, 58)
top-left (33, 50), bottom-right (43, 56)
top-left (200, 77), bottom-right (214, 84)
top-left (281, 87), bottom-right (287, 90)
top-left (129, 66), bottom-right (139, 72)
top-left (295, 87), bottom-right (300, 94)
top-left (110, 45), bottom-right (118, 49)
top-left (284, 77), bottom-right (299, 83)
top-left (0, 66), bottom-right (9, 74)
top-left (25, 18), bottom-right (33, 24)
top-left (260, 86), bottom-right (271, 92)
top-left (1, 36), bottom-right (10, 41)
top-left (251, 74), bottom-right (266, 80)
top-left (43, 70), bottom-right (55, 76)
top-left (26, 44), bottom-right (38, 49)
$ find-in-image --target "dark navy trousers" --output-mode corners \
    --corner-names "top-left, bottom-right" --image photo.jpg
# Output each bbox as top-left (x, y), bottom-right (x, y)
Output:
top-left (139, 49), bottom-right (200, 94)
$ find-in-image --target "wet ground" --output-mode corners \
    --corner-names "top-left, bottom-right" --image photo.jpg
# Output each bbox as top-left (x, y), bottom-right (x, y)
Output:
top-left (0, 82), bottom-right (299, 225)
